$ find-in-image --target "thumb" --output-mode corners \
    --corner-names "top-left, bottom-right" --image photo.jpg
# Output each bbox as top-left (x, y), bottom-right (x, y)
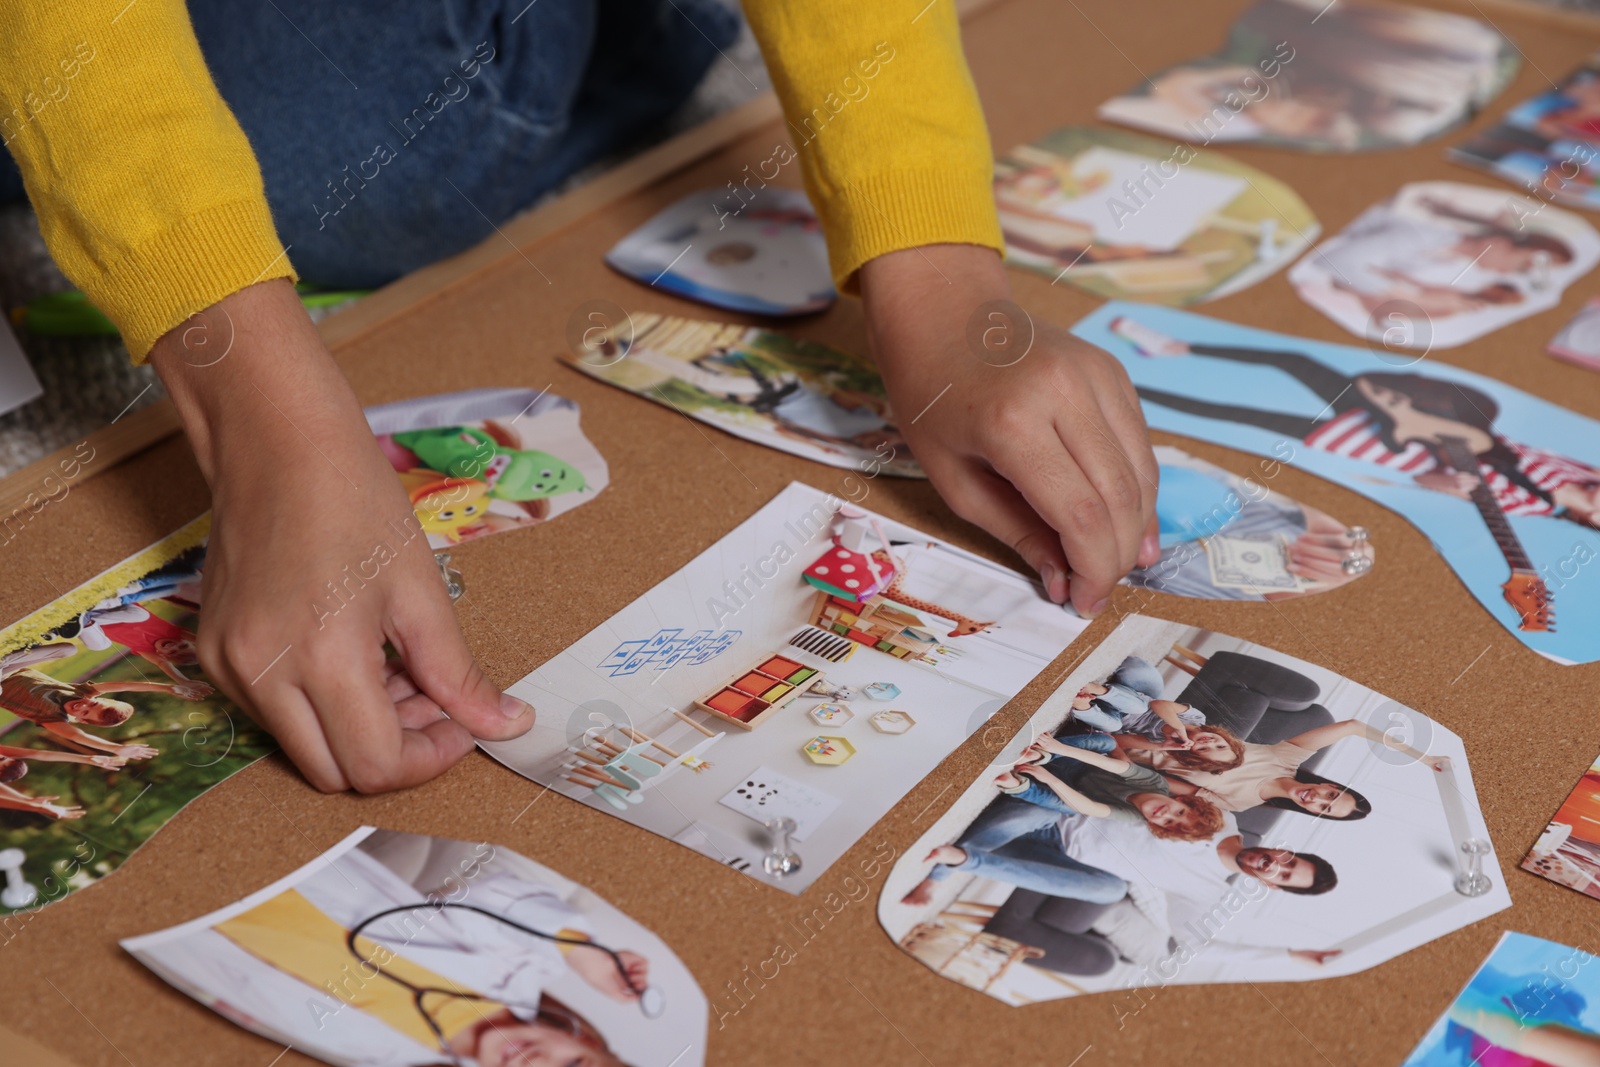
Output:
top-left (391, 592), bottom-right (534, 742)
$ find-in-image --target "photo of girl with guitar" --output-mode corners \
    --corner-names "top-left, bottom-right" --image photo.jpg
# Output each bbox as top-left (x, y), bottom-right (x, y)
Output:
top-left (1077, 303), bottom-right (1600, 662)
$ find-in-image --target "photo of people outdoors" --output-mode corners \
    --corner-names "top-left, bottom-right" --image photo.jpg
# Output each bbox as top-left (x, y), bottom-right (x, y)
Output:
top-left (1288, 182), bottom-right (1600, 349)
top-left (1098, 0), bottom-right (1516, 152)
top-left (561, 312), bottom-right (922, 476)
top-left (993, 126), bottom-right (1318, 304)
top-left (1076, 302), bottom-right (1600, 664)
top-left (123, 828), bottom-right (709, 1067)
top-left (0, 519), bottom-right (274, 914)
top-left (1452, 56), bottom-right (1600, 213)
top-left (878, 615), bottom-right (1507, 1006)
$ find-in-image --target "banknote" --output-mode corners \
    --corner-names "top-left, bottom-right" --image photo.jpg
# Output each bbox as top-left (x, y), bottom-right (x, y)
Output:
top-left (1204, 533), bottom-right (1304, 591)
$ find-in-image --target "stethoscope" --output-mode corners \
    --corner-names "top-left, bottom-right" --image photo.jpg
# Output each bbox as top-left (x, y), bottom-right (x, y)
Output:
top-left (345, 901), bottom-right (665, 1062)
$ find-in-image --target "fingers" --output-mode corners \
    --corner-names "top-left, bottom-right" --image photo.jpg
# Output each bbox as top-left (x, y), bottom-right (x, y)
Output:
top-left (302, 649), bottom-right (475, 793)
top-left (250, 684), bottom-right (351, 793)
top-left (990, 443), bottom-right (1121, 617)
top-left (389, 585), bottom-right (535, 742)
top-left (927, 457), bottom-right (1070, 603)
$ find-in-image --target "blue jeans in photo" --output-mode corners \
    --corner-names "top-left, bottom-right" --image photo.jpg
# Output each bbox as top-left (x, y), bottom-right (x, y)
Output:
top-left (1003, 730), bottom-right (1118, 816)
top-left (926, 794), bottom-right (1128, 905)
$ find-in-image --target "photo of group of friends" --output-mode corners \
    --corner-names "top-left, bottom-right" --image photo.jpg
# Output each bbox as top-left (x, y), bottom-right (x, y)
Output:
top-left (1400, 932), bottom-right (1600, 1067)
top-left (1453, 54), bottom-right (1600, 213)
top-left (605, 187), bottom-right (836, 317)
top-left (1098, 0), bottom-right (1517, 152)
top-left (1075, 302), bottom-right (1600, 664)
top-left (123, 828), bottom-right (708, 1067)
top-left (561, 312), bottom-right (923, 477)
top-left (0, 519), bottom-right (273, 913)
top-left (879, 615), bottom-right (1507, 1005)
top-left (366, 388), bottom-right (610, 549)
top-left (1289, 181), bottom-right (1600, 349)
top-left (993, 126), bottom-right (1319, 304)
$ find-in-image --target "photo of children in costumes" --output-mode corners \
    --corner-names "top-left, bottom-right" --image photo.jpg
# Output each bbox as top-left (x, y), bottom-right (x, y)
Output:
top-left (123, 827), bottom-right (710, 1067)
top-left (881, 615), bottom-right (1507, 1006)
top-left (1098, 0), bottom-right (1516, 152)
top-left (1288, 182), bottom-right (1600, 348)
top-left (0, 518), bottom-right (274, 913)
top-left (993, 126), bottom-right (1318, 304)
top-left (365, 387), bottom-right (610, 548)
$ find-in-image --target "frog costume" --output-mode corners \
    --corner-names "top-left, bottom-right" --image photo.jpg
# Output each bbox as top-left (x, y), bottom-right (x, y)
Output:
top-left (392, 427), bottom-right (588, 501)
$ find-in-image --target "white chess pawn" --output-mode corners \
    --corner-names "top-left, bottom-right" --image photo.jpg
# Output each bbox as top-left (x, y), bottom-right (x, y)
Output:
top-left (0, 848), bottom-right (38, 910)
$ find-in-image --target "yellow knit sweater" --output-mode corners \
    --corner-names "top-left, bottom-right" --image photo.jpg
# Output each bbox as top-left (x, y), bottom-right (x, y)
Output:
top-left (0, 1), bottom-right (1001, 360)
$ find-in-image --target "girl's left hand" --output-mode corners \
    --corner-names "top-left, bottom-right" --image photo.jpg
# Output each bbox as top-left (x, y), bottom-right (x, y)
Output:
top-left (1421, 754), bottom-right (1452, 772)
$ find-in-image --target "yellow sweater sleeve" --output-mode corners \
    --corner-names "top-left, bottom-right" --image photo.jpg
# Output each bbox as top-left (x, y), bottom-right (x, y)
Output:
top-left (740, 0), bottom-right (1003, 292)
top-left (0, 3), bottom-right (295, 361)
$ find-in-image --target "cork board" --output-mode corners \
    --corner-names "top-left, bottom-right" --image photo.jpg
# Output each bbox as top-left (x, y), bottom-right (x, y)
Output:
top-left (3, 0), bottom-right (1600, 1063)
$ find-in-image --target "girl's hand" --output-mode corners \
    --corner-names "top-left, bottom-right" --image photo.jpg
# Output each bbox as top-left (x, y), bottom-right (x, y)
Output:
top-left (1421, 754), bottom-right (1452, 772)
top-left (1288, 948), bottom-right (1341, 965)
top-left (150, 281), bottom-right (535, 793)
top-left (112, 743), bottom-right (159, 761)
top-left (170, 681), bottom-right (214, 701)
top-left (861, 245), bottom-right (1160, 618)
top-left (87, 755), bottom-right (126, 770)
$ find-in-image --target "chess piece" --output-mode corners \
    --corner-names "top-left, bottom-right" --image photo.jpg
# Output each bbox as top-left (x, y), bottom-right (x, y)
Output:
top-left (763, 816), bottom-right (802, 878)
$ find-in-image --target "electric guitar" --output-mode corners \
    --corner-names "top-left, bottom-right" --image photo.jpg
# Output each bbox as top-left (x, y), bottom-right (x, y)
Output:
top-left (1435, 434), bottom-right (1554, 633)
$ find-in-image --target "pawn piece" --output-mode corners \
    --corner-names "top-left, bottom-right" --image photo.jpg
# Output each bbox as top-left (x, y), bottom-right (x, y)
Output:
top-left (762, 816), bottom-right (802, 878)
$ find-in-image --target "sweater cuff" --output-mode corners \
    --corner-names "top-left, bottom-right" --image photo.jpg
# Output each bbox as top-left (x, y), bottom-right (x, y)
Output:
top-left (93, 198), bottom-right (298, 362)
top-left (821, 167), bottom-right (1005, 295)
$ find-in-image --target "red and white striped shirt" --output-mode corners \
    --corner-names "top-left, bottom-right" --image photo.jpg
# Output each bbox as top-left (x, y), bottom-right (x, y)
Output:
top-left (1303, 408), bottom-right (1597, 517)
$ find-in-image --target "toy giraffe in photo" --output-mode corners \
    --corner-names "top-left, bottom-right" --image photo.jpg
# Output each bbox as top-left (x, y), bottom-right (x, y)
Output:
top-left (871, 549), bottom-right (996, 637)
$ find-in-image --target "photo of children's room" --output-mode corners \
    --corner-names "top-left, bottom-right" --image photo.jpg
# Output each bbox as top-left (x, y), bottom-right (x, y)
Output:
top-left (481, 483), bottom-right (1089, 894)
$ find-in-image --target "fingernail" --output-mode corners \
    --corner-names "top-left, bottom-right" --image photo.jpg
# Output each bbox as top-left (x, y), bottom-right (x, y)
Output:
top-left (1086, 596), bottom-right (1110, 618)
top-left (1141, 533), bottom-right (1160, 563)
top-left (1040, 563), bottom-right (1063, 603)
top-left (500, 693), bottom-right (532, 720)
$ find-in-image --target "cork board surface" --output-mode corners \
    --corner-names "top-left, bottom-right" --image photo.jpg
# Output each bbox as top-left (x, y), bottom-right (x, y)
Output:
top-left (3, 0), bottom-right (1600, 1063)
